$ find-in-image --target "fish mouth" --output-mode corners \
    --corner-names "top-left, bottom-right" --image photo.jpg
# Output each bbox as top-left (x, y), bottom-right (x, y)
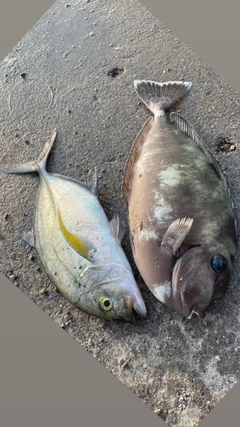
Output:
top-left (124, 296), bottom-right (134, 322)
top-left (187, 307), bottom-right (206, 320)
top-left (133, 298), bottom-right (147, 318)
top-left (124, 295), bottom-right (147, 321)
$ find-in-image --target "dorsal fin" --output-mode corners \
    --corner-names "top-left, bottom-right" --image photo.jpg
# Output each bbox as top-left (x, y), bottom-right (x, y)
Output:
top-left (122, 117), bottom-right (153, 203)
top-left (170, 112), bottom-right (226, 183)
top-left (109, 215), bottom-right (125, 244)
top-left (170, 112), bottom-right (238, 237)
top-left (53, 167), bottom-right (98, 196)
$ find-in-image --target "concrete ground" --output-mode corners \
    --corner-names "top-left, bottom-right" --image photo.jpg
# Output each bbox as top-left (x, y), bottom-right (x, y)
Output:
top-left (0, 1), bottom-right (240, 426)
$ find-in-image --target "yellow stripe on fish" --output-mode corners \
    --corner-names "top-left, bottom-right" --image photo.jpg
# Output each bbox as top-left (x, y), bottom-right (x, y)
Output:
top-left (57, 207), bottom-right (93, 261)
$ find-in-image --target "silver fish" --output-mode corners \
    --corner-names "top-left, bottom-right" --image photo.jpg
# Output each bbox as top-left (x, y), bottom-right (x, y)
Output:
top-left (1, 130), bottom-right (146, 321)
top-left (123, 80), bottom-right (238, 319)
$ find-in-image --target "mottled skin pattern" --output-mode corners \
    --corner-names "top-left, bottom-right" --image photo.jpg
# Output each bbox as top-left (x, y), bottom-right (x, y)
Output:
top-left (128, 113), bottom-right (237, 318)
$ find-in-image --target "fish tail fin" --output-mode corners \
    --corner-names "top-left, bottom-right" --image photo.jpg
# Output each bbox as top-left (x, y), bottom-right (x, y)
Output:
top-left (134, 80), bottom-right (192, 114)
top-left (0, 130), bottom-right (57, 176)
top-left (0, 161), bottom-right (39, 175)
top-left (37, 129), bottom-right (57, 172)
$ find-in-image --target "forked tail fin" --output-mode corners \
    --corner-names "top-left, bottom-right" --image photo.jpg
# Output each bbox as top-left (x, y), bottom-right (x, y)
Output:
top-left (134, 80), bottom-right (192, 114)
top-left (0, 130), bottom-right (57, 175)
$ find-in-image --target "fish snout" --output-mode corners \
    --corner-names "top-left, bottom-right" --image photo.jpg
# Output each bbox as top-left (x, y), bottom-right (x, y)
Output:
top-left (133, 295), bottom-right (147, 319)
top-left (187, 307), bottom-right (206, 320)
top-left (123, 294), bottom-right (147, 322)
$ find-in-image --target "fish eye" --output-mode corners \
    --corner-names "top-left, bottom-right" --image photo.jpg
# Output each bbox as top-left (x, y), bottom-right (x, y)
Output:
top-left (211, 254), bottom-right (228, 273)
top-left (99, 296), bottom-right (113, 311)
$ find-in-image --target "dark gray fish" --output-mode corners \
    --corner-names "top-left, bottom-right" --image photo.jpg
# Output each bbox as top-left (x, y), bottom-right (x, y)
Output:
top-left (123, 80), bottom-right (238, 319)
top-left (1, 130), bottom-right (146, 321)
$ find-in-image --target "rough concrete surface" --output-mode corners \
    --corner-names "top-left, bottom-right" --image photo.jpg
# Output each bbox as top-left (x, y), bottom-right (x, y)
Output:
top-left (0, 1), bottom-right (240, 426)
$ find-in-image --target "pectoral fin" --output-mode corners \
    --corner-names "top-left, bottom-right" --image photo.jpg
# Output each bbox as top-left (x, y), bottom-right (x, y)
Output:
top-left (58, 208), bottom-right (94, 261)
top-left (161, 217), bottom-right (193, 256)
top-left (22, 230), bottom-right (36, 248)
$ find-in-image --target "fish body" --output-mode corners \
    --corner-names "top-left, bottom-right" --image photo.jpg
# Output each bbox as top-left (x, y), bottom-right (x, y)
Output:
top-left (1, 130), bottom-right (146, 321)
top-left (123, 80), bottom-right (237, 319)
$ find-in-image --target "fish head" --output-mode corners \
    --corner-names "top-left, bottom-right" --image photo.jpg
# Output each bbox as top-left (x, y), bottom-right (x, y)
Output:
top-left (172, 246), bottom-right (232, 319)
top-left (79, 265), bottom-right (147, 322)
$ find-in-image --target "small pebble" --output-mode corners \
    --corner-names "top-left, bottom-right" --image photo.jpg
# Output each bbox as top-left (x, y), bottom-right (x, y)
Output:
top-left (118, 357), bottom-right (129, 369)
top-left (39, 287), bottom-right (46, 295)
top-left (121, 361), bottom-right (129, 369)
top-left (118, 357), bottom-right (125, 366)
